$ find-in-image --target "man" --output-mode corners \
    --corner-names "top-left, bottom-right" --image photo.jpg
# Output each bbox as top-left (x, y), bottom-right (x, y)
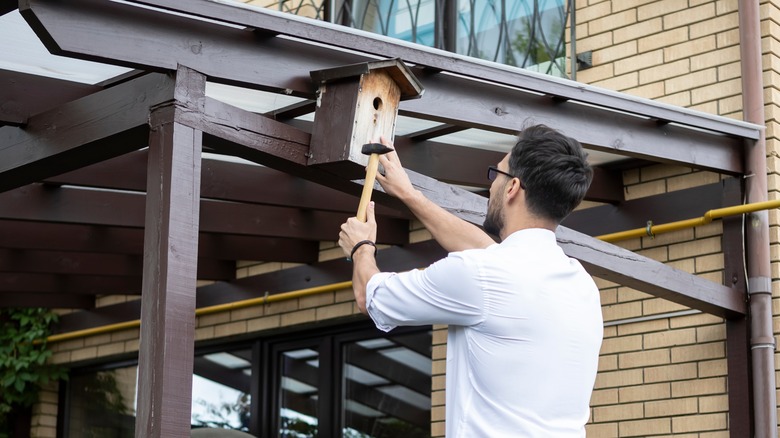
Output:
top-left (338, 124), bottom-right (603, 437)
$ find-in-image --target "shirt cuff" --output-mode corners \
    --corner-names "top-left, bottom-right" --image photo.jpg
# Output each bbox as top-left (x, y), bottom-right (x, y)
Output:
top-left (365, 271), bottom-right (397, 332)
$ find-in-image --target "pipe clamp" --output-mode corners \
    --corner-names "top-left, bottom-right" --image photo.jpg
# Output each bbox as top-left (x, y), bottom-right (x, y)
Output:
top-left (748, 276), bottom-right (772, 295)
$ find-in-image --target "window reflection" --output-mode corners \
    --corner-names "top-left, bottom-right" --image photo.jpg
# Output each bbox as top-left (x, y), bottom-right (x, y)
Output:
top-left (338, 0), bottom-right (436, 47)
top-left (279, 348), bottom-right (319, 437)
top-left (191, 349), bottom-right (253, 432)
top-left (456, 0), bottom-right (567, 73)
top-left (64, 326), bottom-right (431, 437)
top-left (342, 332), bottom-right (432, 438)
top-left (66, 367), bottom-right (137, 438)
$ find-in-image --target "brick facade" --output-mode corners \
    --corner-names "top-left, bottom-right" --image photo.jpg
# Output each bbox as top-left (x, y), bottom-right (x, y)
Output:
top-left (30, 1), bottom-right (780, 437)
top-left (576, 1), bottom-right (778, 437)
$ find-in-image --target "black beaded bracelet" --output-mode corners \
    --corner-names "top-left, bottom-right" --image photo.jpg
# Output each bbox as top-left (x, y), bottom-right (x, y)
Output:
top-left (348, 240), bottom-right (377, 262)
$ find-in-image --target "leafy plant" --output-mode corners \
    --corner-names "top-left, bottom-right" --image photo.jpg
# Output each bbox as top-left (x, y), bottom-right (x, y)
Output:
top-left (0, 308), bottom-right (67, 435)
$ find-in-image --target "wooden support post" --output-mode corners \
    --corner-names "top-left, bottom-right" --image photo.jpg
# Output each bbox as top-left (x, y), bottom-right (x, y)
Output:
top-left (722, 177), bottom-right (753, 438)
top-left (135, 66), bottom-right (205, 438)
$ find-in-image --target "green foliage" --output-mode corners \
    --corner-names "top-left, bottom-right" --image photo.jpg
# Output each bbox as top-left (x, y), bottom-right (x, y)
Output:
top-left (0, 308), bottom-right (67, 434)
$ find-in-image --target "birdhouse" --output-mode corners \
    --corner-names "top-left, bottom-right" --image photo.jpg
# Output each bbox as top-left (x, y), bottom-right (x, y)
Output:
top-left (308, 58), bottom-right (424, 178)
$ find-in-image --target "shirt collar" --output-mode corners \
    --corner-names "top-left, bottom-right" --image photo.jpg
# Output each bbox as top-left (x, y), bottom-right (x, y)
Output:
top-left (500, 228), bottom-right (557, 246)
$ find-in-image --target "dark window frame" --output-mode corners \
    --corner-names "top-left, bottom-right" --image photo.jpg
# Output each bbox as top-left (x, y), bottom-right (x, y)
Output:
top-left (58, 320), bottom-right (432, 438)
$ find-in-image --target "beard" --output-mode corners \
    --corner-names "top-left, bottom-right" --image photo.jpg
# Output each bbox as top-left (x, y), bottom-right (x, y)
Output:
top-left (483, 195), bottom-right (504, 237)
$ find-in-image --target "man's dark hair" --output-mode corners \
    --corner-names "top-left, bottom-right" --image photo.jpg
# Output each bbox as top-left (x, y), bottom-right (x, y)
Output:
top-left (507, 124), bottom-right (593, 223)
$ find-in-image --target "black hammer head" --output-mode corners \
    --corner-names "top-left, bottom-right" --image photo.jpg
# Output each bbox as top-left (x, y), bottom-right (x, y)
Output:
top-left (361, 142), bottom-right (393, 156)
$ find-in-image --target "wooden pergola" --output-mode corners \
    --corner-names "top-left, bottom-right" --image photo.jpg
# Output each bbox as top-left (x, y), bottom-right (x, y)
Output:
top-left (0, 0), bottom-right (766, 436)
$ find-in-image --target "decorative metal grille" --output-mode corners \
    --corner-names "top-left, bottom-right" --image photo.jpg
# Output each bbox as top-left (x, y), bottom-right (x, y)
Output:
top-left (249, 0), bottom-right (326, 20)
top-left (254, 0), bottom-right (570, 77)
top-left (455, 0), bottom-right (568, 75)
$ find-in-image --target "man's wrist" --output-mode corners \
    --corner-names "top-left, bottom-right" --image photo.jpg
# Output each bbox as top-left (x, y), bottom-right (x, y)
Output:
top-left (399, 188), bottom-right (423, 205)
top-left (348, 240), bottom-right (377, 261)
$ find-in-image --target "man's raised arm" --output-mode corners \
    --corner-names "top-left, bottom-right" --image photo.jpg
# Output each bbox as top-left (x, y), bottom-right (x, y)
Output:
top-left (375, 138), bottom-right (495, 252)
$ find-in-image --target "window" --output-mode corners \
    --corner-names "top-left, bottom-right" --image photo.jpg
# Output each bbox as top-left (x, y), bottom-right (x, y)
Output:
top-left (64, 364), bottom-right (137, 438)
top-left (263, 0), bottom-right (571, 77)
top-left (342, 333), bottom-right (432, 437)
top-left (60, 322), bottom-right (432, 438)
top-left (191, 349), bottom-right (253, 432)
top-left (264, 323), bottom-right (433, 437)
top-left (454, 0), bottom-right (568, 74)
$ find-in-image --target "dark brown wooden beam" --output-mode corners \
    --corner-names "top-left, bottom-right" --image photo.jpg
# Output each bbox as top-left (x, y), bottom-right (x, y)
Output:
top-left (0, 220), bottom-right (145, 254)
top-left (562, 181), bottom-right (729, 237)
top-left (46, 119), bottom-right (619, 204)
top-left (0, 72), bottom-right (174, 193)
top-left (0, 272), bottom-right (140, 295)
top-left (0, 220), bottom-right (319, 263)
top-left (45, 149), bottom-right (403, 217)
top-left (183, 96), bottom-right (485, 224)
top-left (400, 72), bottom-right (743, 174)
top-left (0, 69), bottom-right (101, 126)
top-left (19, 0), bottom-right (750, 173)
top-left (722, 177), bottom-right (752, 437)
top-left (135, 66), bottom-right (203, 438)
top-left (1, 2), bottom-right (17, 15)
top-left (270, 117), bottom-right (623, 203)
top-left (586, 167), bottom-right (625, 204)
top-left (127, 0), bottom-right (759, 141)
top-left (392, 137), bottom-right (502, 188)
top-left (556, 226), bottom-right (743, 318)
top-left (0, 292), bottom-right (94, 308)
top-left (0, 248), bottom-right (233, 280)
top-left (406, 123), bottom-right (467, 142)
top-left (0, 184), bottom-right (409, 245)
top-left (264, 100), bottom-right (316, 120)
top-left (56, 239), bottom-right (447, 332)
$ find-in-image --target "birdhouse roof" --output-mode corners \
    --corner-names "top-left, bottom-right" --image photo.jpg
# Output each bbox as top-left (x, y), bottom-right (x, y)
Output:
top-left (310, 58), bottom-right (424, 100)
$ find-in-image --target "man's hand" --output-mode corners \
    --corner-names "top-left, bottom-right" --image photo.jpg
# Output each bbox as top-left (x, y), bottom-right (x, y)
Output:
top-left (375, 137), bottom-right (417, 202)
top-left (339, 201), bottom-right (378, 258)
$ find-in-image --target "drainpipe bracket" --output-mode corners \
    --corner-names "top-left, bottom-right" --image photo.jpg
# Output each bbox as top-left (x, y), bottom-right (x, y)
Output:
top-left (750, 337), bottom-right (776, 350)
top-left (748, 276), bottom-right (772, 295)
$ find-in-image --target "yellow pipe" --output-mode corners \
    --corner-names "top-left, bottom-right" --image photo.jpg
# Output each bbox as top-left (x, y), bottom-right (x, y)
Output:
top-left (597, 199), bottom-right (780, 243)
top-left (46, 280), bottom-right (353, 344)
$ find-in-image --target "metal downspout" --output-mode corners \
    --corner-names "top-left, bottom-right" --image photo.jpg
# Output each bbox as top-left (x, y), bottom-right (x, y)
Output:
top-left (739, 1), bottom-right (777, 437)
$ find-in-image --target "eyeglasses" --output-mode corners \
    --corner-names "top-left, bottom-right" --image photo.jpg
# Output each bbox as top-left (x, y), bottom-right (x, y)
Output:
top-left (487, 166), bottom-right (526, 189)
top-left (487, 166), bottom-right (515, 182)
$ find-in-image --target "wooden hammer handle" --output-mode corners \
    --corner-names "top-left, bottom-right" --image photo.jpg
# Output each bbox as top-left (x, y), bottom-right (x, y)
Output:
top-left (357, 153), bottom-right (381, 222)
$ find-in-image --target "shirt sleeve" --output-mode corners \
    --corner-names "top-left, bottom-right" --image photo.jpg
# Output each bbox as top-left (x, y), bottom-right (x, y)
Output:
top-left (365, 252), bottom-right (486, 332)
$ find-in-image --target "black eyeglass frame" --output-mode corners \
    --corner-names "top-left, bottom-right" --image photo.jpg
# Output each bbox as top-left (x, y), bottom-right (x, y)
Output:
top-left (487, 166), bottom-right (527, 189)
top-left (487, 166), bottom-right (514, 181)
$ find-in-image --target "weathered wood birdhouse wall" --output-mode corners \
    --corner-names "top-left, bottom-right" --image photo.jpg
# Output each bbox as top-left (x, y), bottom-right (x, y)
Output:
top-left (309, 59), bottom-right (423, 179)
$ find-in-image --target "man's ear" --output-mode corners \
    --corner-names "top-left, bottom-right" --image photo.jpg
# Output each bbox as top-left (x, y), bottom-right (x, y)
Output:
top-left (505, 178), bottom-right (523, 202)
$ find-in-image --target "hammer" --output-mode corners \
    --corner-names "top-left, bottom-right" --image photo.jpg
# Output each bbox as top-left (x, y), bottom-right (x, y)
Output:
top-left (356, 142), bottom-right (393, 222)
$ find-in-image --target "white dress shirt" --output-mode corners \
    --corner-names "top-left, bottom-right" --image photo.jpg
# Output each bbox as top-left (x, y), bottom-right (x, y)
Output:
top-left (365, 228), bottom-right (603, 437)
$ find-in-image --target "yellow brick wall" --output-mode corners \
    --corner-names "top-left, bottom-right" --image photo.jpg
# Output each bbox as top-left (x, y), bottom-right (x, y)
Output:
top-left (588, 164), bottom-right (729, 436)
top-left (765, 0), bottom-right (780, 431)
top-left (431, 325), bottom-right (447, 437)
top-left (577, 1), bottom-right (780, 437)
top-left (576, 0), bottom-right (742, 116)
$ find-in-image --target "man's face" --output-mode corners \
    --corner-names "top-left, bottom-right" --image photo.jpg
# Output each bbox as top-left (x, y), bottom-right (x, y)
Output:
top-left (483, 155), bottom-right (511, 236)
